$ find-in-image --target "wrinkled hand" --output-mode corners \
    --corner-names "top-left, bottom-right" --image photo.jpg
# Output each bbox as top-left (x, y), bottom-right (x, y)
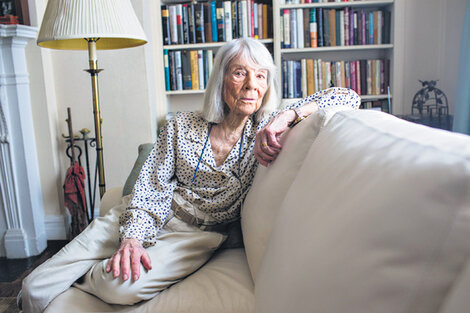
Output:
top-left (254, 110), bottom-right (295, 167)
top-left (106, 238), bottom-right (152, 281)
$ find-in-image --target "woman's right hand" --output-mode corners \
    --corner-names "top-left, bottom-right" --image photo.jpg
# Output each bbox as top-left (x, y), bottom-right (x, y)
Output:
top-left (106, 238), bottom-right (152, 281)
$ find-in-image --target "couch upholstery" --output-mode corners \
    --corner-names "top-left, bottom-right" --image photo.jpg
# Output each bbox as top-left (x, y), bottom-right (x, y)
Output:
top-left (44, 108), bottom-right (470, 313)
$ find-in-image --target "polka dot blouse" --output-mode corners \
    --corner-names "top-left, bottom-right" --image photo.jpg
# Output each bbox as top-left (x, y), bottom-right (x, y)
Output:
top-left (119, 87), bottom-right (361, 247)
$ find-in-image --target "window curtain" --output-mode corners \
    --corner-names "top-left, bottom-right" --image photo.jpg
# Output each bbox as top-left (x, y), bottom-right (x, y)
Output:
top-left (453, 0), bottom-right (470, 135)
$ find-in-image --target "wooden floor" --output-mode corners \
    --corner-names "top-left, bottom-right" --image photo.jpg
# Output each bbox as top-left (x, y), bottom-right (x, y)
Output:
top-left (0, 241), bottom-right (68, 297)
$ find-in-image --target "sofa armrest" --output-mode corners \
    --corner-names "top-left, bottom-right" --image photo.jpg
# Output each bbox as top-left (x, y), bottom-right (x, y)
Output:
top-left (100, 187), bottom-right (124, 217)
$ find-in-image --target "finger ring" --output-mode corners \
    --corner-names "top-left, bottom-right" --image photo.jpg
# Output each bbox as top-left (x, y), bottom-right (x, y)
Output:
top-left (262, 142), bottom-right (268, 147)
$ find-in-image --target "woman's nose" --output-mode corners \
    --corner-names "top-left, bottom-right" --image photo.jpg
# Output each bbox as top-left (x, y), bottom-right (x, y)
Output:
top-left (244, 72), bottom-right (258, 90)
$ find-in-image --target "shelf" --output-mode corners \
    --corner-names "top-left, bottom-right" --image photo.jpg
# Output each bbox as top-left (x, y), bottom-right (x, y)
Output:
top-left (164, 38), bottom-right (274, 50)
top-left (281, 44), bottom-right (393, 54)
top-left (280, 0), bottom-right (394, 10)
top-left (166, 90), bottom-right (206, 95)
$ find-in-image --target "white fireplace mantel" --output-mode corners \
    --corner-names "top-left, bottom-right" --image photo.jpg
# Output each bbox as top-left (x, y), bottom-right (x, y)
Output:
top-left (0, 24), bottom-right (47, 258)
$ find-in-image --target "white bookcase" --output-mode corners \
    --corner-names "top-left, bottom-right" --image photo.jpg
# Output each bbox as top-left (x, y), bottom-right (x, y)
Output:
top-left (150, 0), bottom-right (404, 126)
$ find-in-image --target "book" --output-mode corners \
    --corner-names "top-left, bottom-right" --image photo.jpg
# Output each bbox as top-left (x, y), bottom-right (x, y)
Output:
top-left (195, 3), bottom-right (206, 43)
top-left (349, 8), bottom-right (354, 45)
top-left (297, 9), bottom-right (304, 49)
top-left (383, 10), bottom-right (391, 44)
top-left (198, 50), bottom-right (205, 90)
top-left (216, 1), bottom-right (225, 42)
top-left (287, 60), bottom-right (294, 98)
top-left (241, 0), bottom-right (248, 38)
top-left (317, 8), bottom-right (324, 47)
top-left (307, 59), bottom-right (314, 94)
top-left (181, 50), bottom-right (192, 90)
top-left (204, 2), bottom-right (212, 43)
top-left (169, 5), bottom-right (178, 44)
top-left (339, 10), bottom-right (345, 46)
top-left (301, 58), bottom-right (307, 97)
top-left (161, 5), bottom-right (170, 46)
top-left (290, 9), bottom-right (297, 48)
top-left (323, 9), bottom-right (330, 46)
top-left (258, 4), bottom-right (263, 39)
top-left (210, 1), bottom-right (218, 42)
top-left (335, 9), bottom-right (341, 46)
top-left (190, 50), bottom-right (199, 90)
top-left (253, 2), bottom-right (258, 38)
top-left (182, 5), bottom-right (190, 44)
top-left (294, 60), bottom-right (302, 98)
top-left (368, 11), bottom-right (374, 44)
top-left (360, 59), bottom-right (367, 95)
top-left (163, 49), bottom-right (170, 90)
top-left (283, 9), bottom-right (291, 48)
top-left (203, 50), bottom-right (210, 89)
top-left (329, 9), bottom-right (336, 46)
top-left (207, 50), bottom-right (214, 78)
top-left (175, 50), bottom-right (183, 90)
top-left (310, 8), bottom-right (317, 47)
top-left (353, 11), bottom-right (358, 45)
top-left (232, 1), bottom-right (239, 39)
top-left (344, 7), bottom-right (349, 46)
top-left (188, 4), bottom-right (197, 44)
top-left (263, 3), bottom-right (269, 38)
top-left (169, 50), bottom-right (176, 90)
top-left (224, 1), bottom-right (233, 41)
top-left (176, 4), bottom-right (184, 44)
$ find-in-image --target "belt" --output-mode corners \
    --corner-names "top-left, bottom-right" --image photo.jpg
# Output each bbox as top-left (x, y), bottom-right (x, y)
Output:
top-left (170, 199), bottom-right (234, 233)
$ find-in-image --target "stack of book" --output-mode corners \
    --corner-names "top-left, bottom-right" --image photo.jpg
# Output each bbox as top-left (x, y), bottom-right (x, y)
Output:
top-left (280, 7), bottom-right (391, 48)
top-left (162, 0), bottom-right (273, 46)
top-left (281, 58), bottom-right (390, 98)
top-left (164, 49), bottom-right (215, 91)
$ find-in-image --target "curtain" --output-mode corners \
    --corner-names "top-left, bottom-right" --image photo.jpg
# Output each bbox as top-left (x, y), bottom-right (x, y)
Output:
top-left (453, 0), bottom-right (470, 134)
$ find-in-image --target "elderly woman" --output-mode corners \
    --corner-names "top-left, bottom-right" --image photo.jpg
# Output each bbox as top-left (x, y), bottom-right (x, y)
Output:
top-left (20, 38), bottom-right (360, 312)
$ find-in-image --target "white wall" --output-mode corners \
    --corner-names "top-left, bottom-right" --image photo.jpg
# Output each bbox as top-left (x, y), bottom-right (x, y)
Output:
top-left (401, 0), bottom-right (467, 115)
top-left (25, 0), bottom-right (468, 239)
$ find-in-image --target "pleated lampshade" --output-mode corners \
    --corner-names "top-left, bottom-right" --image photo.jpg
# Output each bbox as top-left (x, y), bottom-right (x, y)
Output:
top-left (37, 0), bottom-right (147, 50)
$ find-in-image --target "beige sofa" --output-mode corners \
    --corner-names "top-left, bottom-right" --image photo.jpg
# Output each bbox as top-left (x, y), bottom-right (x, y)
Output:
top-left (44, 107), bottom-right (470, 313)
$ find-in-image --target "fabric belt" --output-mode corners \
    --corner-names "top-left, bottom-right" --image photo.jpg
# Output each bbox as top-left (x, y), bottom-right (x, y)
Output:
top-left (170, 199), bottom-right (234, 233)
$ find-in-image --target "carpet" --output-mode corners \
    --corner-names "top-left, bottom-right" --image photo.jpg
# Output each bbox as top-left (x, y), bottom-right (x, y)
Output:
top-left (0, 297), bottom-right (19, 313)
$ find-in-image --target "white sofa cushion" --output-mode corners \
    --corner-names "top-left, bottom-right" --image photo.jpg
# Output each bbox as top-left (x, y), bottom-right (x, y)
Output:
top-left (242, 107), bottom-right (352, 282)
top-left (255, 110), bottom-right (470, 313)
top-left (45, 248), bottom-right (254, 313)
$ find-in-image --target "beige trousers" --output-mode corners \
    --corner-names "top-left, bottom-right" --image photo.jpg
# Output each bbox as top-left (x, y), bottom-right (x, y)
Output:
top-left (21, 196), bottom-right (226, 313)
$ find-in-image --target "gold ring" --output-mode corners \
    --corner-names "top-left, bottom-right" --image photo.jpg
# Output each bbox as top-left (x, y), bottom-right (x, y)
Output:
top-left (262, 142), bottom-right (268, 147)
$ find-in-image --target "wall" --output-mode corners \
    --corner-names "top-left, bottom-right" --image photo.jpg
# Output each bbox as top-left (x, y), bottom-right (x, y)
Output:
top-left (401, 0), bottom-right (467, 115)
top-left (23, 0), bottom-right (468, 240)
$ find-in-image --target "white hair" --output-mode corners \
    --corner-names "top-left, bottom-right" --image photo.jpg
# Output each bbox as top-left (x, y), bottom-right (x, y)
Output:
top-left (201, 38), bottom-right (280, 123)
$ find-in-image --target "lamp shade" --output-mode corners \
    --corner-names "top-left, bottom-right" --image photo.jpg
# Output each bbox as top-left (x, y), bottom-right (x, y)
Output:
top-left (37, 0), bottom-right (147, 50)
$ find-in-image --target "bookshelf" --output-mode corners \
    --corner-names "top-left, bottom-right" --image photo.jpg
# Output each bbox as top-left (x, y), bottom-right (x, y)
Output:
top-left (152, 0), bottom-right (402, 125)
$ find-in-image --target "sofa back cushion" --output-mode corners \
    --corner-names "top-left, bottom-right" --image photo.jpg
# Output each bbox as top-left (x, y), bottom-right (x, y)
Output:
top-left (255, 110), bottom-right (470, 313)
top-left (241, 107), bottom-right (352, 282)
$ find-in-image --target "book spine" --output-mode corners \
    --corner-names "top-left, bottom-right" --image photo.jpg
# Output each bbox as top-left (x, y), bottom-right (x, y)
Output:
top-left (295, 61), bottom-right (302, 98)
top-left (216, 1), bottom-right (225, 42)
top-left (254, 2), bottom-right (259, 38)
top-left (297, 9), bottom-right (304, 49)
top-left (250, 0), bottom-right (255, 38)
top-left (335, 9), bottom-right (341, 46)
top-left (287, 60), bottom-right (294, 98)
top-left (198, 50), bottom-right (205, 90)
top-left (307, 59), bottom-right (314, 95)
top-left (282, 59), bottom-right (288, 98)
top-left (164, 49), bottom-right (170, 91)
top-left (232, 1), bottom-right (239, 39)
top-left (340, 10), bottom-right (344, 46)
top-left (313, 58), bottom-right (319, 92)
top-left (344, 7), bottom-right (349, 46)
top-left (303, 8), bottom-right (310, 48)
top-left (290, 9), bottom-right (297, 48)
top-left (373, 11), bottom-right (378, 45)
top-left (162, 5), bottom-right (171, 46)
top-left (258, 4), bottom-right (263, 39)
top-left (355, 60), bottom-right (361, 95)
top-left (176, 4), bottom-right (184, 44)
top-left (169, 50), bottom-right (176, 90)
top-left (241, 0), bottom-right (248, 38)
top-left (182, 5), bottom-right (190, 44)
top-left (188, 4), bottom-right (197, 44)
top-left (182, 50), bottom-right (192, 90)
top-left (353, 11), bottom-right (358, 45)
top-left (207, 50), bottom-right (214, 78)
top-left (195, 4), bottom-right (205, 43)
top-left (329, 9), bottom-right (336, 46)
top-left (361, 10), bottom-right (366, 45)
top-left (369, 11), bottom-right (374, 44)
top-left (301, 58), bottom-right (307, 97)
top-left (349, 8), bottom-right (354, 45)
top-left (323, 9), bottom-right (330, 46)
top-left (211, 1), bottom-right (218, 42)
top-left (175, 50), bottom-right (183, 90)
top-left (350, 60), bottom-right (356, 92)
top-left (224, 1), bottom-right (232, 41)
top-left (317, 59), bottom-right (323, 90)
top-left (190, 50), bottom-right (199, 90)
top-left (283, 9), bottom-right (291, 48)
top-left (317, 8), bottom-right (324, 47)
top-left (377, 10), bottom-right (383, 44)
top-left (310, 8), bottom-right (317, 48)
top-left (169, 5), bottom-right (178, 44)
top-left (203, 50), bottom-right (210, 88)
top-left (263, 3), bottom-right (268, 39)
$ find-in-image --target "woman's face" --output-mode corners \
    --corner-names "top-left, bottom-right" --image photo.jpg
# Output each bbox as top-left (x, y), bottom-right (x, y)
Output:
top-left (223, 55), bottom-right (268, 118)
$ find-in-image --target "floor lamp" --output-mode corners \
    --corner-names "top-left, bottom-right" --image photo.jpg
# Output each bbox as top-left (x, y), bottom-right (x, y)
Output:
top-left (36, 0), bottom-right (147, 198)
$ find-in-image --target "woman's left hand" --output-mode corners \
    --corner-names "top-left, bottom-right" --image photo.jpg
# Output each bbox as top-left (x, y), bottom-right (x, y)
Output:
top-left (254, 110), bottom-right (295, 167)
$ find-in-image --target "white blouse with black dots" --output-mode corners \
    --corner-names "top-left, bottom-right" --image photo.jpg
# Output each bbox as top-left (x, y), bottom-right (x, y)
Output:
top-left (119, 88), bottom-right (361, 247)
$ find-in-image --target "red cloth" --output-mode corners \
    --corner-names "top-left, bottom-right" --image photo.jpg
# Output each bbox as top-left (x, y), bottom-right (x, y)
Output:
top-left (63, 162), bottom-right (88, 237)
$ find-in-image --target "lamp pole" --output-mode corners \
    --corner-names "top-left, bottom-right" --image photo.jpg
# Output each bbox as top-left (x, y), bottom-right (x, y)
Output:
top-left (86, 38), bottom-right (106, 199)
